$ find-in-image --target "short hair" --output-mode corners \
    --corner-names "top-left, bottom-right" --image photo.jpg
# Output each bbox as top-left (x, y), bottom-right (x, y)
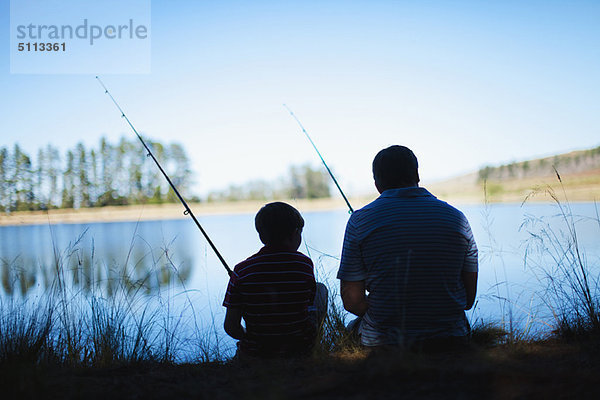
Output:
top-left (255, 202), bottom-right (304, 245)
top-left (372, 145), bottom-right (419, 191)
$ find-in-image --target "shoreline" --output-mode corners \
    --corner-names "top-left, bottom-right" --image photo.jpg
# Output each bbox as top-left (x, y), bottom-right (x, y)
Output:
top-left (1, 190), bottom-right (596, 227)
top-left (1, 195), bottom-right (597, 227)
top-left (0, 197), bottom-right (363, 227)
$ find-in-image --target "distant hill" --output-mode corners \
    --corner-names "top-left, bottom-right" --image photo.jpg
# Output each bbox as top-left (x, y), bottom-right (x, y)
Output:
top-left (477, 146), bottom-right (600, 181)
top-left (427, 146), bottom-right (600, 203)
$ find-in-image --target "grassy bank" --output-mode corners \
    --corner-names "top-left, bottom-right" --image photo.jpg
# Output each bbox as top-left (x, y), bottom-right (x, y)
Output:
top-left (4, 337), bottom-right (600, 399)
top-left (2, 181), bottom-right (599, 399)
top-left (3, 275), bottom-right (600, 399)
top-left (428, 169), bottom-right (600, 204)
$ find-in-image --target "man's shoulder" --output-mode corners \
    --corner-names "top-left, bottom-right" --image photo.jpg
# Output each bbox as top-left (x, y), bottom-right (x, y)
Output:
top-left (425, 195), bottom-right (467, 217)
top-left (350, 189), bottom-right (467, 225)
top-left (424, 196), bottom-right (470, 225)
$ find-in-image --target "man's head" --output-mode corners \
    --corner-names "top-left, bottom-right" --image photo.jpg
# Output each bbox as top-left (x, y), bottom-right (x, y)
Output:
top-left (255, 202), bottom-right (304, 249)
top-left (372, 145), bottom-right (420, 193)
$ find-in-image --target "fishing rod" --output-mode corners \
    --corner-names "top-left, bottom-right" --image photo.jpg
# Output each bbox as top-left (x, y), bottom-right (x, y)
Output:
top-left (96, 76), bottom-right (232, 276)
top-left (283, 104), bottom-right (354, 213)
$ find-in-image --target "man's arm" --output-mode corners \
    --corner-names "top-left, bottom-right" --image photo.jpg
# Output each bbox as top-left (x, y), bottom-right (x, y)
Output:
top-left (338, 215), bottom-right (368, 317)
top-left (462, 272), bottom-right (477, 310)
top-left (340, 280), bottom-right (368, 317)
top-left (223, 307), bottom-right (246, 340)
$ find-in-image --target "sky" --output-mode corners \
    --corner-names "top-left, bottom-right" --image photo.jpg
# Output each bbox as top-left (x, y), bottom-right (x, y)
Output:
top-left (1, 0), bottom-right (599, 197)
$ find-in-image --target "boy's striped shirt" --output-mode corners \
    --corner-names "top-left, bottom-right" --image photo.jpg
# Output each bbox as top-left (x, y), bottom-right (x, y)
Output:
top-left (223, 247), bottom-right (316, 356)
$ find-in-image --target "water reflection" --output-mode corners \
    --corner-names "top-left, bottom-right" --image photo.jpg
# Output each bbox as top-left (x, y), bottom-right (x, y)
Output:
top-left (1, 204), bottom-right (599, 334)
top-left (0, 222), bottom-right (192, 297)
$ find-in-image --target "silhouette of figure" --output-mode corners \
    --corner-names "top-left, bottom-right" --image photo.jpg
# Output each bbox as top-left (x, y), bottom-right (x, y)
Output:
top-left (223, 202), bottom-right (327, 358)
top-left (338, 145), bottom-right (478, 351)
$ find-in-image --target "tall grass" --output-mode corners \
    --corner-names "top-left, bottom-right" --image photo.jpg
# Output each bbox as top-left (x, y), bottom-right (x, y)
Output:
top-left (0, 299), bottom-right (53, 364)
top-left (315, 286), bottom-right (362, 355)
top-left (473, 175), bottom-right (599, 345)
top-left (475, 180), bottom-right (540, 344)
top-left (522, 171), bottom-right (600, 339)
top-left (303, 244), bottom-right (361, 355)
top-left (0, 228), bottom-right (223, 369)
top-left (2, 182), bottom-right (598, 372)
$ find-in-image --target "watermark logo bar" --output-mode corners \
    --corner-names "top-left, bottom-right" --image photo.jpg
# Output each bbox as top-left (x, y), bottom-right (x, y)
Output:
top-left (10, 0), bottom-right (151, 74)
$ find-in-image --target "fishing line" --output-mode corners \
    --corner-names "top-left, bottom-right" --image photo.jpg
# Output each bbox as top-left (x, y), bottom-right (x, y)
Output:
top-left (283, 104), bottom-right (354, 214)
top-left (96, 76), bottom-right (232, 276)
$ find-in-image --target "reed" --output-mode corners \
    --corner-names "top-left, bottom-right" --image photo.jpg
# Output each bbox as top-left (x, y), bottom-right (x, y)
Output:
top-left (478, 180), bottom-right (538, 343)
top-left (0, 227), bottom-right (216, 369)
top-left (522, 170), bottom-right (600, 340)
top-left (0, 298), bottom-right (53, 364)
top-left (2, 177), bottom-right (599, 372)
top-left (314, 285), bottom-right (362, 355)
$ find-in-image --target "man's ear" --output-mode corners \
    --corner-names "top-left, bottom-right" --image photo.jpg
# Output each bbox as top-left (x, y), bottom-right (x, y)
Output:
top-left (258, 232), bottom-right (267, 245)
top-left (374, 179), bottom-right (384, 194)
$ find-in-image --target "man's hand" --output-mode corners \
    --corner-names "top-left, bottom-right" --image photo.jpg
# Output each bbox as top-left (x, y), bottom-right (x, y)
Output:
top-left (224, 307), bottom-right (246, 340)
top-left (461, 272), bottom-right (478, 310)
top-left (341, 280), bottom-right (368, 317)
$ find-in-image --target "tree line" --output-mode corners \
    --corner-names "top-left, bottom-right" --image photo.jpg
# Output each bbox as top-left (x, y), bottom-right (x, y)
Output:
top-left (206, 164), bottom-right (331, 202)
top-left (0, 138), bottom-right (333, 213)
top-left (478, 145), bottom-right (600, 182)
top-left (0, 137), bottom-right (192, 212)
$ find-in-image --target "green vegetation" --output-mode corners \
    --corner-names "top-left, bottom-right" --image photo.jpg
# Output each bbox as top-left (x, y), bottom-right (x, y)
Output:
top-left (206, 164), bottom-right (331, 202)
top-left (477, 145), bottom-right (600, 183)
top-left (431, 145), bottom-right (600, 203)
top-left (0, 140), bottom-right (333, 213)
top-left (0, 138), bottom-right (193, 212)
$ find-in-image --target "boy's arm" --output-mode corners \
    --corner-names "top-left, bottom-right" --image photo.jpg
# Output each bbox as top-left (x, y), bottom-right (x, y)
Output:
top-left (223, 267), bottom-right (245, 339)
top-left (224, 307), bottom-right (246, 340)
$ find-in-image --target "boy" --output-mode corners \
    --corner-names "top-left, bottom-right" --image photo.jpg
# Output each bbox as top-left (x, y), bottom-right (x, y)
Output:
top-left (223, 202), bottom-right (327, 358)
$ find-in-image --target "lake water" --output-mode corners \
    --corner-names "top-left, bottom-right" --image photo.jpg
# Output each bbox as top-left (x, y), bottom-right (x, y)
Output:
top-left (1, 201), bottom-right (599, 358)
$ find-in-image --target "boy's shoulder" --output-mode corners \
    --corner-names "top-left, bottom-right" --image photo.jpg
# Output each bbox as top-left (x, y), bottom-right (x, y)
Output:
top-left (233, 247), bottom-right (313, 276)
top-left (246, 246), bottom-right (312, 263)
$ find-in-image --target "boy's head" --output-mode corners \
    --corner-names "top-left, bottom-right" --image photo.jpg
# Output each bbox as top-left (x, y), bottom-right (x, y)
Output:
top-left (255, 202), bottom-right (304, 248)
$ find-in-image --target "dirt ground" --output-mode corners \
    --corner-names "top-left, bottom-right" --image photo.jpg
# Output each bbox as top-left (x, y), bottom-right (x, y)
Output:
top-left (4, 339), bottom-right (600, 399)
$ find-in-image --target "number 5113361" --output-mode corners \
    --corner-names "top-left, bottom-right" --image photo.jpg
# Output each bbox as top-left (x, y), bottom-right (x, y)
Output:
top-left (18, 42), bottom-right (66, 51)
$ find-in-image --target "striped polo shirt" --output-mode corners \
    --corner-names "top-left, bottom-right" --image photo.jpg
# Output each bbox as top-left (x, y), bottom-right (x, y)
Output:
top-left (337, 187), bottom-right (478, 346)
top-left (223, 246), bottom-right (317, 356)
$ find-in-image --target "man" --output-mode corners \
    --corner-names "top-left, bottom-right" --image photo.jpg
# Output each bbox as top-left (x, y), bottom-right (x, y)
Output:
top-left (337, 145), bottom-right (478, 349)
